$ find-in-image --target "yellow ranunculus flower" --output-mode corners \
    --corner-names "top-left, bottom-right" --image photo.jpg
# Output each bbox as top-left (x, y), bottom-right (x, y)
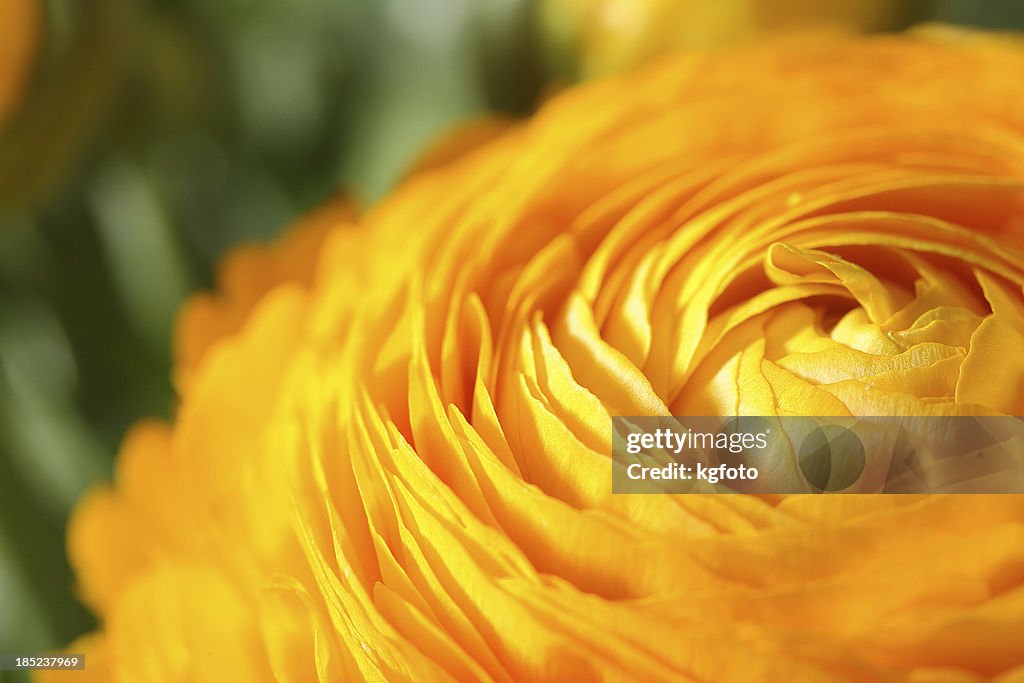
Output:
top-left (47, 32), bottom-right (1024, 682)
top-left (0, 0), bottom-right (40, 130)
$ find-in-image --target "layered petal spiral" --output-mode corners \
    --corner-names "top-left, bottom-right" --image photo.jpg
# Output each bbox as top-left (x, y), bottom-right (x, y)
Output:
top-left (48, 31), bottom-right (1024, 683)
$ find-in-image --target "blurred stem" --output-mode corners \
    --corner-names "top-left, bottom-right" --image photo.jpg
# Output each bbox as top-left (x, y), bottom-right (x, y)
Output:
top-left (88, 159), bottom-right (192, 358)
top-left (0, 405), bottom-right (96, 659)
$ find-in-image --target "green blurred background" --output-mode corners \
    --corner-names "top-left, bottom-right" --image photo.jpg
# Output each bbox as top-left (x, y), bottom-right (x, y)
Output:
top-left (0, 0), bottom-right (1020, 681)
